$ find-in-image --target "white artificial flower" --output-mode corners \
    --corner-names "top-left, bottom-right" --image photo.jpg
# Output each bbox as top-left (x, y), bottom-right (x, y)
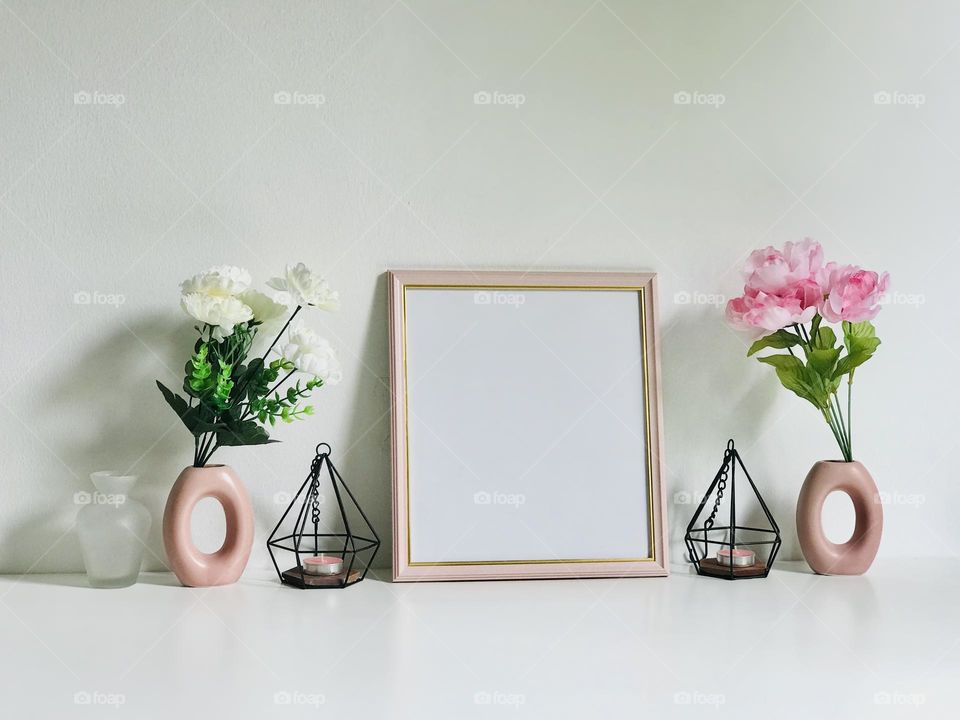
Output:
top-left (267, 263), bottom-right (340, 310)
top-left (180, 265), bottom-right (252, 298)
top-left (181, 293), bottom-right (253, 339)
top-left (239, 289), bottom-right (287, 324)
top-left (279, 324), bottom-right (342, 384)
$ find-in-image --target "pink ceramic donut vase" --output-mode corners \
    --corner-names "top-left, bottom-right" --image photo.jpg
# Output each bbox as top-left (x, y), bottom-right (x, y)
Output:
top-left (796, 460), bottom-right (882, 575)
top-left (163, 465), bottom-right (254, 587)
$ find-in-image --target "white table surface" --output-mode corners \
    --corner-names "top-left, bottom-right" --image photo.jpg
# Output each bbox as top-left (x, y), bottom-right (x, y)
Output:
top-left (0, 560), bottom-right (955, 719)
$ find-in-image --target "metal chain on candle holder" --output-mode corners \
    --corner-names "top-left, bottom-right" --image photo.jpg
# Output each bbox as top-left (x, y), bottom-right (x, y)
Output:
top-left (309, 445), bottom-right (326, 525)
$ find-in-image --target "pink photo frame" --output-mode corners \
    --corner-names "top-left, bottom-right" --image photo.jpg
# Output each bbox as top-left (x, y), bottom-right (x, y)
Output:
top-left (388, 270), bottom-right (668, 581)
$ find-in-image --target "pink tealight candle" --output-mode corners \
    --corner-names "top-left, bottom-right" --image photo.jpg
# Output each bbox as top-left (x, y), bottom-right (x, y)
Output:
top-left (302, 555), bottom-right (344, 576)
top-left (716, 547), bottom-right (756, 568)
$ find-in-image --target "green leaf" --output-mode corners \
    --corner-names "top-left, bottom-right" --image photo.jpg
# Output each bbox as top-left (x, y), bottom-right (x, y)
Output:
top-left (808, 347), bottom-right (841, 377)
top-left (157, 380), bottom-right (189, 418)
top-left (212, 362), bottom-right (234, 410)
top-left (812, 326), bottom-right (837, 350)
top-left (757, 355), bottom-right (829, 409)
top-left (835, 321), bottom-right (882, 380)
top-left (184, 343), bottom-right (215, 397)
top-left (810, 313), bottom-right (823, 341)
top-left (216, 420), bottom-right (277, 447)
top-left (157, 381), bottom-right (224, 436)
top-left (242, 359), bottom-right (270, 401)
top-left (747, 330), bottom-right (801, 357)
top-left (834, 351), bottom-right (872, 379)
top-left (757, 354), bottom-right (802, 370)
top-left (804, 324), bottom-right (841, 392)
top-left (844, 321), bottom-right (881, 356)
top-left (844, 320), bottom-right (876, 338)
top-left (243, 357), bottom-right (263, 379)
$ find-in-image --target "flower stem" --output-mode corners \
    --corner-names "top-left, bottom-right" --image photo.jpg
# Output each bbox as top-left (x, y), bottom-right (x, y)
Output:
top-left (822, 409), bottom-right (849, 461)
top-left (263, 305), bottom-right (301, 359)
top-left (199, 442), bottom-right (220, 466)
top-left (196, 432), bottom-right (217, 467)
top-left (196, 433), bottom-right (207, 466)
top-left (828, 401), bottom-right (851, 461)
top-left (792, 323), bottom-right (805, 345)
top-left (847, 379), bottom-right (853, 459)
top-left (832, 393), bottom-right (851, 458)
top-left (268, 369), bottom-right (296, 397)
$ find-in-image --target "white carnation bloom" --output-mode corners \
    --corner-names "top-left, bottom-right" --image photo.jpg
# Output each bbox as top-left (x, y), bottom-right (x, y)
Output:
top-left (180, 265), bottom-right (252, 298)
top-left (239, 289), bottom-right (287, 324)
top-left (267, 263), bottom-right (339, 310)
top-left (181, 293), bottom-right (253, 339)
top-left (279, 324), bottom-right (342, 384)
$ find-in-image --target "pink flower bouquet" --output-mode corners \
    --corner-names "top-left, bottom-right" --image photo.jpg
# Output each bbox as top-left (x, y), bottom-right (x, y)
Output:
top-left (726, 239), bottom-right (888, 461)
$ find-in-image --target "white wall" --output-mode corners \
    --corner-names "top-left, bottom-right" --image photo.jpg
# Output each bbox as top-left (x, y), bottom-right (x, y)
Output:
top-left (1, 0), bottom-right (957, 573)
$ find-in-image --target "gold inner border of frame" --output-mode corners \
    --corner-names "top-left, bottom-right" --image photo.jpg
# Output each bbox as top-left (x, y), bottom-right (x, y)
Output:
top-left (401, 283), bottom-right (657, 567)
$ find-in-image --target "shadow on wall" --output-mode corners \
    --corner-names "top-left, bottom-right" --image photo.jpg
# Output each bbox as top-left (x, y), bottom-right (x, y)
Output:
top-left (3, 273), bottom-right (389, 578)
top-left (659, 304), bottom-right (800, 564)
top-left (245, 274), bottom-right (393, 571)
top-left (337, 274), bottom-right (393, 568)
top-left (1, 312), bottom-right (193, 576)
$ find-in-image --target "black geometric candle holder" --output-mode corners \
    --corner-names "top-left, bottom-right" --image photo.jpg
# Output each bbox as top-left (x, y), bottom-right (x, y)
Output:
top-left (267, 443), bottom-right (380, 589)
top-left (684, 439), bottom-right (781, 580)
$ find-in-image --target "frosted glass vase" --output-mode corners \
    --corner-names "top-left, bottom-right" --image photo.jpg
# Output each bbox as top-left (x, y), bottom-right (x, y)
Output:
top-left (77, 471), bottom-right (152, 588)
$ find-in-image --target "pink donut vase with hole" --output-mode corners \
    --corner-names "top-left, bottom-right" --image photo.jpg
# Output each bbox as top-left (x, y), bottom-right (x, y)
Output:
top-left (796, 460), bottom-right (882, 575)
top-left (163, 465), bottom-right (254, 587)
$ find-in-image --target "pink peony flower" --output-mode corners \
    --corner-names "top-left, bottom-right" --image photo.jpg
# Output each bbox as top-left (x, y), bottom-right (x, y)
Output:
top-left (820, 263), bottom-right (890, 323)
top-left (742, 238), bottom-right (824, 295)
top-left (725, 285), bottom-right (818, 338)
top-left (727, 238), bottom-right (825, 337)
